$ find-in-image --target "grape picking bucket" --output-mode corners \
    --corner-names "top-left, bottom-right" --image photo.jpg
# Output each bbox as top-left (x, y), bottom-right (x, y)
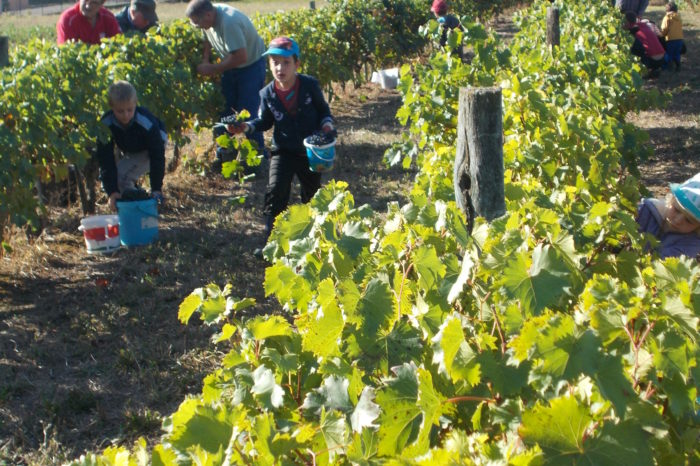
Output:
top-left (116, 198), bottom-right (159, 246)
top-left (303, 138), bottom-right (336, 173)
top-left (78, 214), bottom-right (121, 254)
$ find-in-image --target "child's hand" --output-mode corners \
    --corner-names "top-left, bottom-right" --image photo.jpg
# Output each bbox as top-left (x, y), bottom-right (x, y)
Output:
top-left (226, 122), bottom-right (248, 135)
top-left (108, 192), bottom-right (121, 212)
top-left (322, 123), bottom-right (334, 133)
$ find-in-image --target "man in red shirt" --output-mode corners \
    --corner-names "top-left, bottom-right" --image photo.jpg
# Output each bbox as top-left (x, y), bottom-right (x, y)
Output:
top-left (57, 0), bottom-right (121, 45)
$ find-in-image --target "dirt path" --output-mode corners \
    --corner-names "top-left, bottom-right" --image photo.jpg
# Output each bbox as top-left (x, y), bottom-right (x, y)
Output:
top-left (631, 4), bottom-right (700, 196)
top-left (1, 6), bottom-right (698, 464)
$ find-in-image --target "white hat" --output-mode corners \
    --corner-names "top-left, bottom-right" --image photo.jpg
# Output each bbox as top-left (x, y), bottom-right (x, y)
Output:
top-left (671, 173), bottom-right (700, 223)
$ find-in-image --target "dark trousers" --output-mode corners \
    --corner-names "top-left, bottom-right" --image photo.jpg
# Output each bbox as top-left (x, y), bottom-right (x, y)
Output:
top-left (665, 39), bottom-right (683, 66)
top-left (631, 39), bottom-right (664, 70)
top-left (264, 151), bottom-right (321, 220)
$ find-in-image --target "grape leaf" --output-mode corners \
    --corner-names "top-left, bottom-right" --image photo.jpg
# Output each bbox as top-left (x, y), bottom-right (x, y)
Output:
top-left (313, 409), bottom-right (349, 464)
top-left (358, 278), bottom-right (395, 338)
top-left (178, 291), bottom-right (202, 324)
top-left (166, 399), bottom-right (234, 455)
top-left (264, 262), bottom-right (312, 311)
top-left (431, 314), bottom-right (465, 379)
top-left (251, 366), bottom-right (285, 409)
top-left (351, 387), bottom-right (380, 433)
top-left (501, 245), bottom-right (572, 316)
top-left (299, 278), bottom-right (344, 357)
top-left (519, 396), bottom-right (592, 457)
top-left (376, 363), bottom-right (421, 456)
top-left (402, 368), bottom-right (447, 457)
top-left (302, 375), bottom-right (352, 415)
top-left (413, 244), bottom-right (446, 290)
top-left (246, 315), bottom-right (293, 341)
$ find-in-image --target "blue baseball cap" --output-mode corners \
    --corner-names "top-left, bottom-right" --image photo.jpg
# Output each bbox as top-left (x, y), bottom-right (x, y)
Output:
top-left (262, 37), bottom-right (300, 58)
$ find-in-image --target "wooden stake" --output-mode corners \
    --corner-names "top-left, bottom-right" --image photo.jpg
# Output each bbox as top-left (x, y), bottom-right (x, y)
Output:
top-left (0, 37), bottom-right (9, 68)
top-left (546, 7), bottom-right (560, 48)
top-left (454, 87), bottom-right (504, 229)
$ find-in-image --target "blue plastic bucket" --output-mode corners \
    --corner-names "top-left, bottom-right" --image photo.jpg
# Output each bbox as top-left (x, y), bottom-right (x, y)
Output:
top-left (116, 198), bottom-right (158, 246)
top-left (303, 138), bottom-right (336, 173)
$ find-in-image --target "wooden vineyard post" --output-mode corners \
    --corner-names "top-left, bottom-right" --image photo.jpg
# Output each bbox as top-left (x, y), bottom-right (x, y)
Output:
top-left (0, 36), bottom-right (8, 67)
top-left (309, 1), bottom-right (315, 9)
top-left (453, 87), bottom-right (504, 232)
top-left (546, 6), bottom-right (560, 47)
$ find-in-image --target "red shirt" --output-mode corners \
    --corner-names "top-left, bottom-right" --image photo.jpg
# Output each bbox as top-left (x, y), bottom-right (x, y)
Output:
top-left (56, 2), bottom-right (121, 45)
top-left (634, 21), bottom-right (665, 57)
top-left (274, 78), bottom-right (301, 117)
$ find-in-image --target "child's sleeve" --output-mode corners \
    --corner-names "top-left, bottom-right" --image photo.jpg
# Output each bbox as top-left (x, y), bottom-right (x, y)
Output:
top-left (145, 122), bottom-right (166, 192)
top-left (309, 79), bottom-right (334, 129)
top-left (660, 14), bottom-right (670, 36)
top-left (246, 89), bottom-right (274, 134)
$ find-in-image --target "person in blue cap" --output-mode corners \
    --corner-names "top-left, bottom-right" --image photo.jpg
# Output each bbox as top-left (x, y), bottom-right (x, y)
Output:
top-left (227, 36), bottom-right (335, 257)
top-left (186, 0), bottom-right (266, 173)
top-left (636, 173), bottom-right (700, 259)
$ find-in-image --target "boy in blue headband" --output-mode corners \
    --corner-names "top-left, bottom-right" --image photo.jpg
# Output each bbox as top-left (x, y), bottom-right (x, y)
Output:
top-left (227, 36), bottom-right (335, 257)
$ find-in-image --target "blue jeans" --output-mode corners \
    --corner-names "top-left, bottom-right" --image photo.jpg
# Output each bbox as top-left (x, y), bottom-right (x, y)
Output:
top-left (665, 39), bottom-right (683, 66)
top-left (216, 57), bottom-right (266, 157)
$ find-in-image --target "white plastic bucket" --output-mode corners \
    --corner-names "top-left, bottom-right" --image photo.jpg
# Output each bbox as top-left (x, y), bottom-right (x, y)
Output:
top-left (304, 138), bottom-right (337, 173)
top-left (370, 68), bottom-right (399, 89)
top-left (78, 214), bottom-right (121, 254)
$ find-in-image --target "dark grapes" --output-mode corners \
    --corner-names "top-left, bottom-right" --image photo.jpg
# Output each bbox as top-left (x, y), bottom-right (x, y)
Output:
top-left (220, 114), bottom-right (240, 125)
top-left (304, 130), bottom-right (337, 146)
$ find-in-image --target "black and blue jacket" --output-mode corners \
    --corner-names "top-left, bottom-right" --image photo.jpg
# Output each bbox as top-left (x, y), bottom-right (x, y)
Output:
top-left (246, 74), bottom-right (334, 155)
top-left (96, 106), bottom-right (167, 195)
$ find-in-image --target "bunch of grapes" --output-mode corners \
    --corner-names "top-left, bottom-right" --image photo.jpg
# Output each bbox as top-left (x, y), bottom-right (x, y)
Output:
top-left (120, 187), bottom-right (151, 201)
top-left (304, 129), bottom-right (337, 146)
top-left (220, 114), bottom-right (241, 125)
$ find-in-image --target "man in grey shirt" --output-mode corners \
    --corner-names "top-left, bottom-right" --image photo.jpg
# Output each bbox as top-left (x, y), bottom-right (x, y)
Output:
top-left (615, 0), bottom-right (648, 17)
top-left (186, 0), bottom-right (266, 169)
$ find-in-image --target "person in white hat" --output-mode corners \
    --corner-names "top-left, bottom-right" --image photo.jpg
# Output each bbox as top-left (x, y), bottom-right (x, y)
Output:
top-left (636, 173), bottom-right (700, 259)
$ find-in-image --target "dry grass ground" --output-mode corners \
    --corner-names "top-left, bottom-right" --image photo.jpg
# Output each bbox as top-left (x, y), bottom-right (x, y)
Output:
top-left (630, 4), bottom-right (700, 196)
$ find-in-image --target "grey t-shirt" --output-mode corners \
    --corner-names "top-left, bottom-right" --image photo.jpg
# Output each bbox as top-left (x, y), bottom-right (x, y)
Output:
top-left (203, 4), bottom-right (265, 68)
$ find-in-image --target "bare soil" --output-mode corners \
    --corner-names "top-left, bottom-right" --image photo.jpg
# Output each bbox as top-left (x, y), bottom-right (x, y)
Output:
top-left (631, 5), bottom-right (700, 197)
top-left (1, 5), bottom-right (698, 464)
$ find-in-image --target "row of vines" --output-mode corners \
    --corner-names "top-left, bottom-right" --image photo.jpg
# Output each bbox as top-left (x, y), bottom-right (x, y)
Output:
top-left (65, 0), bottom-right (698, 465)
top-left (0, 0), bottom-right (520, 243)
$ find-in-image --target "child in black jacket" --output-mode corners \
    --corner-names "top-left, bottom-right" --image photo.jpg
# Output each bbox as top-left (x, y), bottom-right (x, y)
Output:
top-left (96, 80), bottom-right (167, 211)
top-left (228, 37), bottom-right (335, 254)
